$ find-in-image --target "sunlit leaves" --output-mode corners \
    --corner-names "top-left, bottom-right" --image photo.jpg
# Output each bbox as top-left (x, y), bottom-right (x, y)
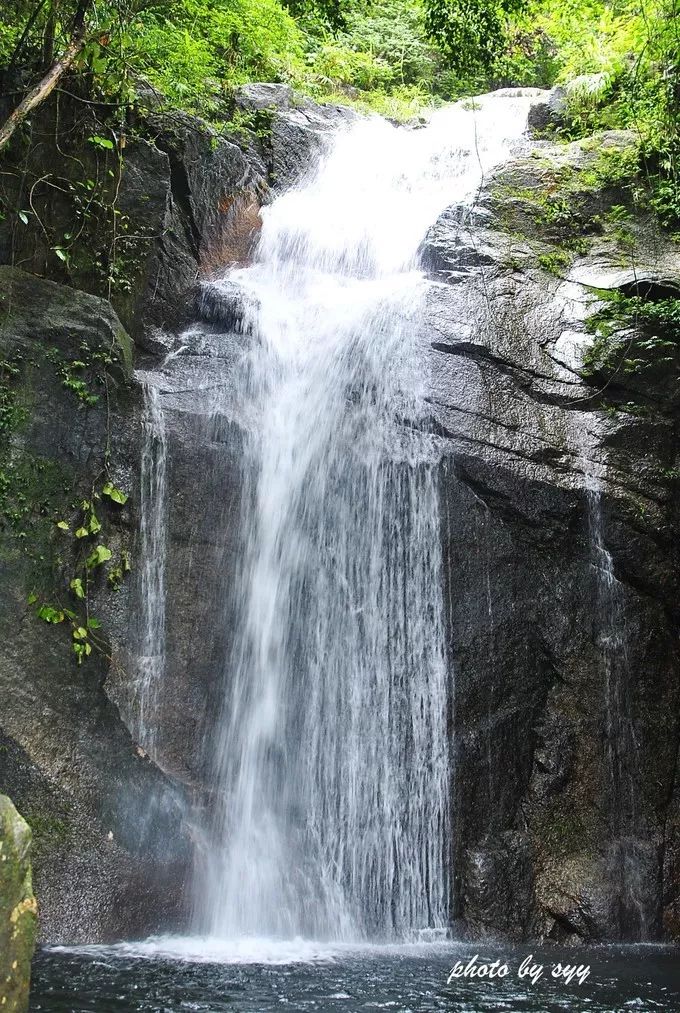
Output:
top-left (102, 481), bottom-right (128, 505)
top-left (86, 544), bottom-right (112, 569)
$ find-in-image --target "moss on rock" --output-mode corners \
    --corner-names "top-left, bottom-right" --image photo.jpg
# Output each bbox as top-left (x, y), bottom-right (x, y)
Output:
top-left (0, 795), bottom-right (38, 1013)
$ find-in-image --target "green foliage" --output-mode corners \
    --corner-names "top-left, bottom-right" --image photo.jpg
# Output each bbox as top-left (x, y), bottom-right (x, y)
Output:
top-left (0, 355), bottom-right (26, 441)
top-left (515, 0), bottom-right (679, 228)
top-left (1, 0), bottom-right (679, 134)
top-left (649, 177), bottom-right (680, 229)
top-left (88, 135), bottom-right (115, 151)
top-left (298, 0), bottom-right (449, 113)
top-left (1, 0), bottom-right (305, 113)
top-left (131, 0), bottom-right (305, 112)
top-left (579, 144), bottom-right (640, 190)
top-left (36, 604), bottom-right (65, 624)
top-left (32, 592), bottom-right (98, 663)
top-left (24, 810), bottom-right (70, 854)
top-left (46, 339), bottom-right (119, 410)
top-left (582, 291), bottom-right (680, 381)
top-left (86, 543), bottom-right (112, 568)
top-left (424, 0), bottom-right (526, 77)
top-left (1, 0), bottom-right (678, 214)
top-left (538, 249), bottom-right (571, 275)
top-left (102, 481), bottom-right (128, 504)
top-left (307, 0), bottom-right (439, 92)
top-left (27, 479), bottom-right (132, 664)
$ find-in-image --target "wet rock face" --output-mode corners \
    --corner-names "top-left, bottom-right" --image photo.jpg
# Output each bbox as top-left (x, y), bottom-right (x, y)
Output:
top-left (0, 93), bottom-right (267, 342)
top-left (233, 83), bottom-right (359, 191)
top-left (0, 268), bottom-right (191, 942)
top-left (112, 327), bottom-right (250, 787)
top-left (0, 84), bottom-right (678, 950)
top-left (128, 110), bottom-right (267, 330)
top-left (104, 92), bottom-right (360, 786)
top-left (0, 87), bottom-right (353, 944)
top-left (134, 107), bottom-right (679, 943)
top-left (526, 85), bottom-right (568, 131)
top-left (0, 796), bottom-right (37, 1013)
top-left (421, 129), bottom-right (680, 942)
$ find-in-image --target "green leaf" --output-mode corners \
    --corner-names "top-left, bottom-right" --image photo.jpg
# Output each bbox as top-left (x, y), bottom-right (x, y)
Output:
top-left (27, 592), bottom-right (38, 605)
top-left (86, 544), bottom-right (112, 569)
top-left (88, 511), bottom-right (102, 534)
top-left (102, 481), bottom-right (128, 505)
top-left (75, 526), bottom-right (89, 539)
top-left (18, 210), bottom-right (29, 225)
top-left (70, 578), bottom-right (85, 599)
top-left (72, 626), bottom-right (88, 641)
top-left (63, 608), bottom-right (77, 620)
top-left (36, 605), bottom-right (64, 624)
top-left (87, 617), bottom-right (102, 630)
top-left (56, 520), bottom-right (70, 531)
top-left (53, 247), bottom-right (69, 263)
top-left (88, 134), bottom-right (115, 150)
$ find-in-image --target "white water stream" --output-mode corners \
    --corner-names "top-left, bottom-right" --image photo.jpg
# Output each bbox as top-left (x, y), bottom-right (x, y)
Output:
top-left (583, 461), bottom-right (647, 935)
top-left (187, 93), bottom-right (538, 943)
top-left (129, 380), bottom-right (168, 761)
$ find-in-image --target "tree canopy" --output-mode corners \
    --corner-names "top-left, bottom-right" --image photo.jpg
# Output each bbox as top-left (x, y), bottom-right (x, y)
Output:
top-left (0, 0), bottom-right (678, 217)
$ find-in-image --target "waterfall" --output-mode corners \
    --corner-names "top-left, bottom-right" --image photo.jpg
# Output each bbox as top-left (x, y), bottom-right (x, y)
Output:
top-left (132, 379), bottom-right (168, 761)
top-left (585, 479), bottom-right (634, 818)
top-left (583, 462), bottom-right (647, 936)
top-left (193, 94), bottom-right (537, 942)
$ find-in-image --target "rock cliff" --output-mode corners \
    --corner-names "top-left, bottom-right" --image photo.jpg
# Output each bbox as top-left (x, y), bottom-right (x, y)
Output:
top-left (421, 125), bottom-right (680, 941)
top-left (0, 84), bottom-right (677, 945)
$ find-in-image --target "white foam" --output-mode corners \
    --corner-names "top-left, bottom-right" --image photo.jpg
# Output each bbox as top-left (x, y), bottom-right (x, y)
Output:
top-left (49, 934), bottom-right (457, 966)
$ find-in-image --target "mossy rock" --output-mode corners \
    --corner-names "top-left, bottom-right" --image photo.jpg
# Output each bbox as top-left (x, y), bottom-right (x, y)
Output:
top-left (489, 130), bottom-right (641, 244)
top-left (0, 795), bottom-right (38, 1013)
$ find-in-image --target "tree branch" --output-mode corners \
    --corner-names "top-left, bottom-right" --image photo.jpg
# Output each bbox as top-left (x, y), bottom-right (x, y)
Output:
top-left (7, 0), bottom-right (49, 75)
top-left (0, 2), bottom-right (92, 155)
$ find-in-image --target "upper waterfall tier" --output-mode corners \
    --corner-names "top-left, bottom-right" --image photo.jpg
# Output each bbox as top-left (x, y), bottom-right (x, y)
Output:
top-left (191, 93), bottom-right (538, 942)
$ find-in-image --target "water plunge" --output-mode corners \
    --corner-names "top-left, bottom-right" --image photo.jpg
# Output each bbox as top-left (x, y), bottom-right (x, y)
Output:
top-left (131, 378), bottom-right (168, 763)
top-left (177, 95), bottom-right (538, 942)
top-left (584, 464), bottom-right (648, 938)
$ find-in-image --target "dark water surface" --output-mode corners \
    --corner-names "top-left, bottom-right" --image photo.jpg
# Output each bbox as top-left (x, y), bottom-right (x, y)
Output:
top-left (31, 939), bottom-right (680, 1013)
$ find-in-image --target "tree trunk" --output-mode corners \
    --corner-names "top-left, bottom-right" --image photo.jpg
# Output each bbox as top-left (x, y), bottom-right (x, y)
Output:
top-left (0, 2), bottom-right (91, 154)
top-left (42, 0), bottom-right (60, 69)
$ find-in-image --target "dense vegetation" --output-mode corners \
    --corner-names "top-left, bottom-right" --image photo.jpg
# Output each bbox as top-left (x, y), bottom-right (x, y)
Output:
top-left (0, 0), bottom-right (678, 219)
top-left (0, 0), bottom-right (677, 116)
top-left (0, 3), bottom-right (677, 672)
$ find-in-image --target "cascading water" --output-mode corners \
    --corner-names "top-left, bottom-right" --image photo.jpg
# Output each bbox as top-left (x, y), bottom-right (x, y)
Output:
top-left (194, 94), bottom-right (538, 943)
top-left (583, 463), bottom-right (647, 936)
top-left (131, 379), bottom-right (168, 760)
top-left (585, 477), bottom-right (634, 818)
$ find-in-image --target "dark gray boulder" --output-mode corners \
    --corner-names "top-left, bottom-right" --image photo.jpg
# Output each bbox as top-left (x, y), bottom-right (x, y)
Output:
top-left (232, 83), bottom-right (359, 191)
top-left (117, 112), bottom-right (267, 336)
top-left (419, 128), bottom-right (680, 942)
top-left (0, 267), bottom-right (191, 942)
top-left (234, 82), bottom-right (295, 112)
top-left (527, 85), bottom-right (568, 130)
top-left (0, 92), bottom-right (268, 343)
